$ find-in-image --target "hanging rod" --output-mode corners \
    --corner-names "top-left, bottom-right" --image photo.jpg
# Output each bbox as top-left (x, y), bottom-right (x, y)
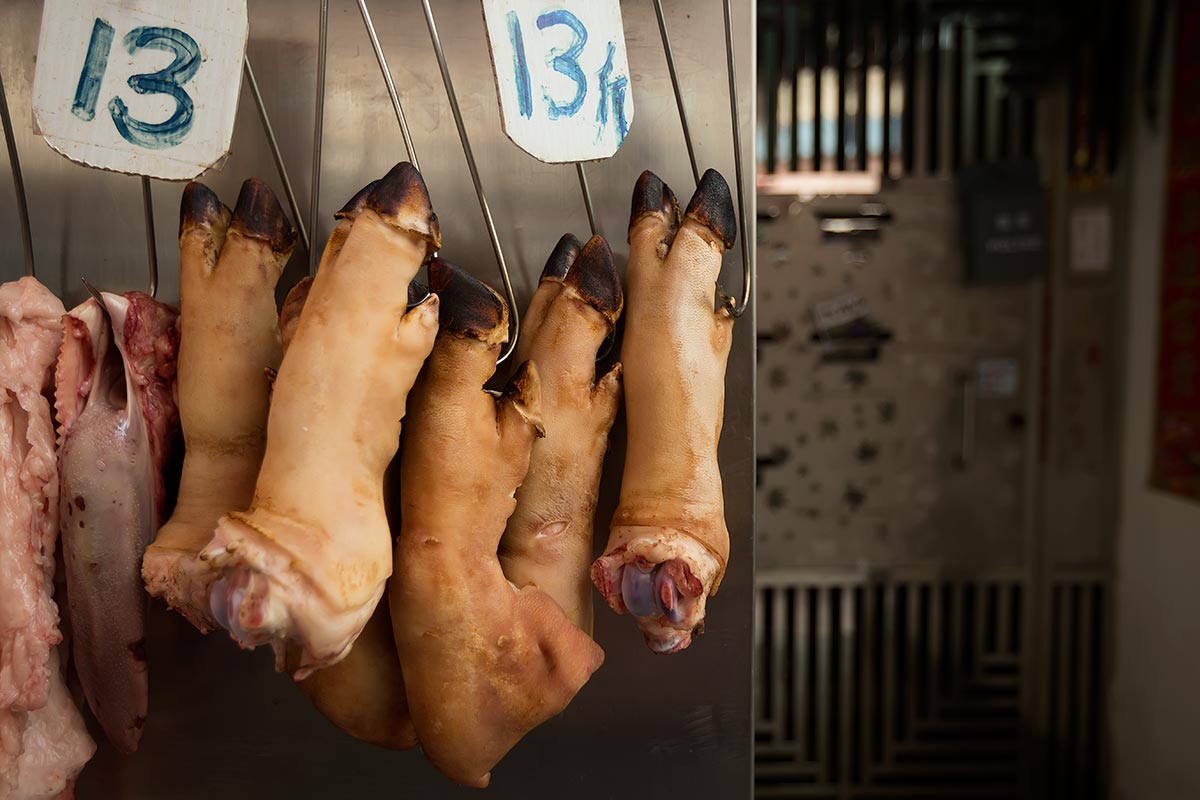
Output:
top-left (652, 0), bottom-right (753, 317)
top-left (357, 0), bottom-right (420, 172)
top-left (0, 67), bottom-right (34, 278)
top-left (141, 176), bottom-right (158, 297)
top-left (244, 56), bottom-right (310, 259)
top-left (309, 0), bottom-right (329, 273)
top-left (418, 0), bottom-right (520, 363)
top-left (576, 162), bottom-right (599, 238)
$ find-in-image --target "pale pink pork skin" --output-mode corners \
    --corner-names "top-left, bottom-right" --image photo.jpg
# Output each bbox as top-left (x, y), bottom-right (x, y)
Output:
top-left (55, 290), bottom-right (180, 754)
top-left (0, 276), bottom-right (95, 798)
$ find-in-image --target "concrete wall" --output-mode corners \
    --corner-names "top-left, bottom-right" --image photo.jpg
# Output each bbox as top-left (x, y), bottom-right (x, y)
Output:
top-left (1110, 6), bottom-right (1200, 798)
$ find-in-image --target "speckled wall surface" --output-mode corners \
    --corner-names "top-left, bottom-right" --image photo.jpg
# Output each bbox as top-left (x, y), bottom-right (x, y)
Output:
top-left (755, 178), bottom-right (1040, 570)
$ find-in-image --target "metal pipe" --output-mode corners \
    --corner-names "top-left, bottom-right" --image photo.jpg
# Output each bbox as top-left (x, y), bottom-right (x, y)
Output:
top-left (357, 0), bottom-right (420, 171)
top-left (575, 162), bottom-right (599, 238)
top-left (0, 67), bottom-right (35, 278)
top-left (141, 176), bottom-right (158, 298)
top-left (244, 56), bottom-right (311, 258)
top-left (309, 0), bottom-right (329, 273)
top-left (420, 0), bottom-right (520, 364)
top-left (651, 0), bottom-right (701, 185)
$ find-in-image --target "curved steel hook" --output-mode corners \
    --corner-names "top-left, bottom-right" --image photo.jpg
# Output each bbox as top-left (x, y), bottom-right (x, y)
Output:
top-left (357, 0), bottom-right (420, 172)
top-left (652, 0), bottom-right (752, 317)
top-left (309, 0), bottom-right (329, 274)
top-left (419, 0), bottom-right (520, 364)
top-left (244, 56), bottom-right (310, 259)
top-left (0, 67), bottom-right (34, 278)
top-left (141, 176), bottom-right (158, 298)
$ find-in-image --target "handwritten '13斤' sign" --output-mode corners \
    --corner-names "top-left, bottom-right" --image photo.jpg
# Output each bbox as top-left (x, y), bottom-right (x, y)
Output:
top-left (482, 0), bottom-right (635, 163)
top-left (32, 0), bottom-right (248, 180)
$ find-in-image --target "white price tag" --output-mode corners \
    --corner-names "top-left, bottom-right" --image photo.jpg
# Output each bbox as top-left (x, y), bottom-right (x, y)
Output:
top-left (32, 0), bottom-right (248, 180)
top-left (482, 0), bottom-right (635, 163)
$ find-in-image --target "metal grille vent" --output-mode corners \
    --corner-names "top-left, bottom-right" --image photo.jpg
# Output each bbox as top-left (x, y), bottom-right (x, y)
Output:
top-left (754, 571), bottom-right (1106, 799)
top-left (756, 0), bottom-right (1127, 180)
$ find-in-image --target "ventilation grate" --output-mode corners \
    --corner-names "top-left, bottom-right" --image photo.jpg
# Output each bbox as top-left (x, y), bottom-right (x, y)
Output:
top-left (754, 571), bottom-right (1107, 799)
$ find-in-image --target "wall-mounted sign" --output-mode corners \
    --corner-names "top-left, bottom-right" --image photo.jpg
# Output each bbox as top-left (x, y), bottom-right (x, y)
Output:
top-left (482, 0), bottom-right (634, 163)
top-left (958, 162), bottom-right (1048, 285)
top-left (32, 0), bottom-right (248, 180)
top-left (810, 292), bottom-right (893, 363)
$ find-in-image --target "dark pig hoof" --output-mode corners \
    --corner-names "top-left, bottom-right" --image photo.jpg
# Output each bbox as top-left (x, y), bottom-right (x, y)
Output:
top-left (230, 178), bottom-right (299, 255)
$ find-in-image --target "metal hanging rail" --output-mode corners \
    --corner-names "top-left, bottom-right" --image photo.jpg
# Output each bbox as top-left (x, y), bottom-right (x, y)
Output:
top-left (0, 66), bottom-right (35, 278)
top-left (244, 56), bottom-right (311, 259)
top-left (652, 0), bottom-right (753, 317)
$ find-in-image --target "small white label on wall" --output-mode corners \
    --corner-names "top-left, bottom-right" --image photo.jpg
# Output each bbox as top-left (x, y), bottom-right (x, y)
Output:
top-left (32, 0), bottom-right (249, 180)
top-left (482, 0), bottom-right (634, 163)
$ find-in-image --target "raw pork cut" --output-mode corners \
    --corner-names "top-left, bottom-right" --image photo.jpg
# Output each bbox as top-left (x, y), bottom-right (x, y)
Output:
top-left (142, 179), bottom-right (293, 631)
top-left (499, 234), bottom-right (623, 634)
top-left (286, 180), bottom-right (417, 750)
top-left (391, 259), bottom-right (603, 788)
top-left (202, 162), bottom-right (440, 677)
top-left (56, 290), bottom-right (180, 753)
top-left (591, 169), bottom-right (736, 653)
top-left (0, 277), bottom-right (94, 798)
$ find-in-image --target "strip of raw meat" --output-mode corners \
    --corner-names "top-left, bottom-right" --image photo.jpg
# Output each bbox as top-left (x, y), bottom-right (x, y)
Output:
top-left (283, 181), bottom-right (417, 750)
top-left (392, 259), bottom-right (603, 788)
top-left (201, 162), bottom-right (440, 678)
top-left (142, 179), bottom-right (294, 632)
top-left (1, 651), bottom-right (95, 800)
top-left (498, 234), bottom-right (623, 634)
top-left (0, 277), bottom-right (64, 714)
top-left (591, 169), bottom-right (736, 654)
top-left (56, 290), bottom-right (181, 753)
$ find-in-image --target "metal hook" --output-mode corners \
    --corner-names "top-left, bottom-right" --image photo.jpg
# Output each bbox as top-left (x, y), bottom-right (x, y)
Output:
top-left (0, 67), bottom-right (34, 278)
top-left (141, 176), bottom-right (158, 298)
top-left (420, 0), bottom-right (519, 363)
top-left (357, 0), bottom-right (420, 172)
top-left (652, 0), bottom-right (752, 317)
top-left (244, 56), bottom-right (311, 259)
top-left (309, 0), bottom-right (329, 274)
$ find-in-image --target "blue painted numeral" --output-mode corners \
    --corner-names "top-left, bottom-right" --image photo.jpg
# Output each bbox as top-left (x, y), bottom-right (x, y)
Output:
top-left (536, 10), bottom-right (587, 119)
top-left (72, 18), bottom-right (115, 121)
top-left (506, 12), bottom-right (533, 119)
top-left (108, 26), bottom-right (201, 150)
top-left (595, 41), bottom-right (629, 145)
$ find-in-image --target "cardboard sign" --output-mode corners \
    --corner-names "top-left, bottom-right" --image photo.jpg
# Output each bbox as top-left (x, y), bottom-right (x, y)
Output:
top-left (482, 0), bottom-right (634, 163)
top-left (32, 0), bottom-right (248, 180)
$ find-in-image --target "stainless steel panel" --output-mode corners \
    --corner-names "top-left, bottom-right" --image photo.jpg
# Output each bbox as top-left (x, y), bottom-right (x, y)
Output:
top-left (0, 1), bottom-right (756, 796)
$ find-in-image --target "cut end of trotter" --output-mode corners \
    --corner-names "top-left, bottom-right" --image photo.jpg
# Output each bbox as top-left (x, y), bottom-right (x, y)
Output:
top-left (336, 179), bottom-right (380, 220)
top-left (629, 170), bottom-right (680, 231)
top-left (428, 258), bottom-right (508, 346)
top-left (564, 235), bottom-right (623, 324)
top-left (230, 178), bottom-right (299, 254)
top-left (365, 162), bottom-right (442, 254)
top-left (179, 181), bottom-right (230, 238)
top-left (684, 169), bottom-right (736, 249)
top-left (540, 233), bottom-right (583, 282)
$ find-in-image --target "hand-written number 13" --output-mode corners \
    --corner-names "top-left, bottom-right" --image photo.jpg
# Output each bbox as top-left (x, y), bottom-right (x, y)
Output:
top-left (72, 18), bottom-right (201, 150)
top-left (506, 9), bottom-right (629, 144)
